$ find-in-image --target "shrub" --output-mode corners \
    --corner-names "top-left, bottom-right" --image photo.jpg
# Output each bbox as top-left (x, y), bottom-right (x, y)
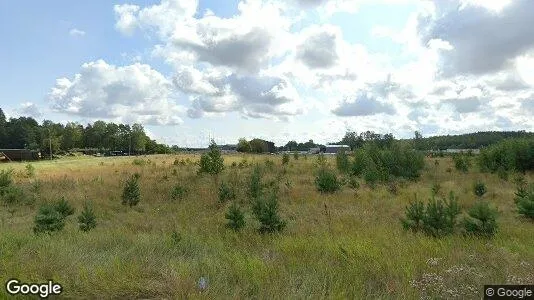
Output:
top-left (0, 185), bottom-right (25, 205)
top-left (248, 165), bottom-right (263, 199)
top-left (351, 144), bottom-right (424, 182)
top-left (315, 168), bottom-right (341, 193)
top-left (33, 204), bottom-right (65, 234)
top-left (401, 197), bottom-right (425, 232)
top-left (252, 192), bottom-right (286, 234)
top-left (478, 138), bottom-right (534, 173)
top-left (122, 174), bottom-right (141, 207)
top-left (515, 184), bottom-right (534, 219)
top-left (171, 185), bottom-right (189, 201)
top-left (336, 149), bottom-right (350, 174)
top-left (132, 158), bottom-right (146, 166)
top-left (78, 202), bottom-right (97, 232)
top-left (347, 176), bottom-right (360, 190)
top-left (401, 192), bottom-right (461, 237)
top-left (293, 152), bottom-right (299, 160)
top-left (423, 193), bottom-right (461, 237)
top-left (225, 202), bottom-right (245, 231)
top-left (315, 154), bottom-right (327, 168)
top-left (282, 153), bottom-right (290, 165)
top-left (25, 164), bottom-right (35, 177)
top-left (473, 181), bottom-right (487, 197)
top-left (462, 201), bottom-right (498, 237)
top-left (53, 197), bottom-right (75, 218)
top-left (431, 182), bottom-right (441, 197)
top-left (218, 181), bottom-right (236, 203)
top-left (198, 140), bottom-right (224, 175)
top-left (0, 169), bottom-right (13, 192)
top-left (453, 155), bottom-right (470, 173)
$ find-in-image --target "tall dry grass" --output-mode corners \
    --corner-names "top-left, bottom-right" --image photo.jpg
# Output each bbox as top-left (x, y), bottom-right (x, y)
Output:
top-left (0, 154), bottom-right (533, 299)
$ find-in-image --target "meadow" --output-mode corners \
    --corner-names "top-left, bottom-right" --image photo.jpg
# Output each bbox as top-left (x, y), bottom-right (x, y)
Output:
top-left (1, 153), bottom-right (533, 299)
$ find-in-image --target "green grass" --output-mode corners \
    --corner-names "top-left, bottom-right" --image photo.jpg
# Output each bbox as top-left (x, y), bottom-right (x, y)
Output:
top-left (1, 154), bottom-right (533, 299)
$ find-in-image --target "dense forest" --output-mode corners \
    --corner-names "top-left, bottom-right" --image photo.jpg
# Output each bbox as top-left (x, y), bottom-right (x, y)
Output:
top-left (0, 108), bottom-right (170, 155)
top-left (333, 130), bottom-right (534, 151)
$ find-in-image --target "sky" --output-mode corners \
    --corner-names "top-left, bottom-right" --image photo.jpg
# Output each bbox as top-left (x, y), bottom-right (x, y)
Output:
top-left (2, 0), bottom-right (534, 147)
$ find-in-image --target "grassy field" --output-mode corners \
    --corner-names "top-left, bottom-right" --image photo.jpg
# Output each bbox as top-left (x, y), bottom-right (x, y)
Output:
top-left (1, 154), bottom-right (533, 299)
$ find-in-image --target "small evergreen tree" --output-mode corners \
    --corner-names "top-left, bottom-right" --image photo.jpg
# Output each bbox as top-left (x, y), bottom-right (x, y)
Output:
top-left (53, 197), bottom-right (75, 218)
top-left (78, 202), bottom-right (97, 232)
top-left (252, 192), bottom-right (286, 234)
top-left (225, 202), bottom-right (245, 231)
top-left (282, 153), bottom-right (290, 165)
top-left (198, 140), bottom-right (224, 175)
top-left (453, 155), bottom-right (470, 173)
top-left (248, 165), bottom-right (263, 199)
top-left (401, 192), bottom-right (461, 237)
top-left (33, 204), bottom-right (65, 234)
top-left (515, 184), bottom-right (534, 219)
top-left (171, 184), bottom-right (189, 201)
top-left (122, 173), bottom-right (141, 207)
top-left (462, 200), bottom-right (498, 237)
top-left (422, 192), bottom-right (460, 237)
top-left (401, 197), bottom-right (425, 232)
top-left (336, 149), bottom-right (350, 174)
top-left (218, 181), bottom-right (236, 203)
top-left (315, 168), bottom-right (340, 193)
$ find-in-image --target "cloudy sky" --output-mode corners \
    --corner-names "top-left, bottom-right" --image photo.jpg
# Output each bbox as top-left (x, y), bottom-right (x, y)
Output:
top-left (2, 0), bottom-right (534, 147)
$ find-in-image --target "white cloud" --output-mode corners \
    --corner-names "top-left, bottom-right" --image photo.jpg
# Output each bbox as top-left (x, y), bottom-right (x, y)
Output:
top-left (48, 60), bottom-right (184, 125)
top-left (69, 28), bottom-right (86, 37)
top-left (419, 0), bottom-right (534, 77)
top-left (18, 102), bottom-right (42, 118)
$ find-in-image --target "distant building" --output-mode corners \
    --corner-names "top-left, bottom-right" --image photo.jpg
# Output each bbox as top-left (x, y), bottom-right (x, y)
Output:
top-left (0, 149), bottom-right (40, 161)
top-left (444, 149), bottom-right (480, 154)
top-left (308, 147), bottom-right (321, 154)
top-left (324, 145), bottom-right (350, 154)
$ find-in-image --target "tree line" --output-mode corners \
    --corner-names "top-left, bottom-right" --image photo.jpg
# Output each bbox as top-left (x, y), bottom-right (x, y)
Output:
top-left (0, 107), bottom-right (170, 155)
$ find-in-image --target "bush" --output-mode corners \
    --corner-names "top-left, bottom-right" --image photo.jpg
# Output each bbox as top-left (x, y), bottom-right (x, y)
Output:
top-left (0, 169), bottom-right (13, 192)
top-left (25, 164), bottom-right (35, 177)
top-left (248, 165), bottom-right (263, 199)
top-left (515, 184), bottom-right (534, 219)
top-left (351, 143), bottom-right (425, 182)
top-left (336, 149), bottom-right (350, 174)
top-left (315, 168), bottom-right (341, 194)
top-left (401, 192), bottom-right (461, 237)
top-left (198, 140), bottom-right (224, 175)
top-left (282, 153), bottom-right (290, 165)
top-left (0, 185), bottom-right (25, 205)
top-left (53, 197), bottom-right (75, 218)
top-left (122, 174), bottom-right (141, 207)
top-left (252, 192), bottom-right (286, 234)
top-left (431, 182), bottom-right (441, 197)
top-left (132, 158), bottom-right (146, 166)
top-left (225, 202), bottom-right (245, 231)
top-left (218, 181), bottom-right (236, 203)
top-left (33, 204), bottom-right (66, 234)
top-left (473, 181), bottom-right (487, 197)
top-left (347, 176), bottom-right (360, 190)
top-left (78, 202), bottom-right (97, 232)
top-left (462, 201), bottom-right (498, 237)
top-left (315, 154), bottom-right (327, 168)
top-left (171, 184), bottom-right (189, 201)
top-left (478, 138), bottom-right (534, 173)
top-left (453, 155), bottom-right (470, 173)
top-left (401, 197), bottom-right (425, 232)
top-left (293, 152), bottom-right (299, 160)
